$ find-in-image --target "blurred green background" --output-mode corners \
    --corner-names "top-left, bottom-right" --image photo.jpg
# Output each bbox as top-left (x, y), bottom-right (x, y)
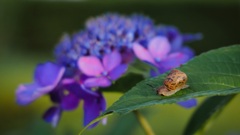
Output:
top-left (0, 1), bottom-right (240, 135)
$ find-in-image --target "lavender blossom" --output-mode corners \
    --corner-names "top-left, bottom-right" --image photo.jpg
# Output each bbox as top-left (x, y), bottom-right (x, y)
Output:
top-left (78, 50), bottom-right (128, 88)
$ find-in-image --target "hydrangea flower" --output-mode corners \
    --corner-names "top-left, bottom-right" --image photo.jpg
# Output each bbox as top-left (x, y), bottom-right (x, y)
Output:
top-left (16, 13), bottom-right (201, 129)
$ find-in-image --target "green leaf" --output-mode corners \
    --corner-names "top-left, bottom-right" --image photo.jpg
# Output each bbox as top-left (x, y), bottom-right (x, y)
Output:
top-left (104, 112), bottom-right (139, 135)
top-left (80, 45), bottom-right (240, 134)
top-left (127, 59), bottom-right (153, 77)
top-left (100, 73), bottom-right (144, 93)
top-left (183, 95), bottom-right (235, 135)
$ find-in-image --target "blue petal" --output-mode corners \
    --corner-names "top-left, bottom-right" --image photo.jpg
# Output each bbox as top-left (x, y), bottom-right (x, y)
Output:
top-left (159, 52), bottom-right (189, 72)
top-left (83, 77), bottom-right (111, 88)
top-left (60, 92), bottom-right (80, 111)
top-left (34, 62), bottom-right (65, 87)
top-left (16, 83), bottom-right (52, 105)
top-left (177, 99), bottom-right (197, 108)
top-left (63, 81), bottom-right (99, 99)
top-left (16, 62), bottom-right (65, 105)
top-left (180, 47), bottom-right (195, 59)
top-left (182, 33), bottom-right (203, 42)
top-left (103, 50), bottom-right (122, 72)
top-left (150, 69), bottom-right (159, 77)
top-left (43, 106), bottom-right (62, 127)
top-left (109, 64), bottom-right (128, 80)
top-left (83, 92), bottom-right (106, 128)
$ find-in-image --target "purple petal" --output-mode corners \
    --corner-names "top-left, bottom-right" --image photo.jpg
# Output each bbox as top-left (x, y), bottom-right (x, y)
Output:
top-left (83, 93), bottom-right (106, 128)
top-left (79, 84), bottom-right (100, 98)
top-left (160, 52), bottom-right (189, 70)
top-left (17, 62), bottom-right (65, 105)
top-left (61, 78), bottom-right (75, 85)
top-left (132, 43), bottom-right (155, 65)
top-left (83, 77), bottom-right (111, 88)
top-left (157, 67), bottom-right (170, 74)
top-left (98, 93), bottom-right (107, 126)
top-left (103, 50), bottom-right (122, 72)
top-left (182, 33), bottom-right (202, 42)
top-left (60, 92), bottom-right (80, 111)
top-left (16, 83), bottom-right (54, 105)
top-left (109, 64), bottom-right (128, 80)
top-left (78, 56), bottom-right (104, 76)
top-left (170, 36), bottom-right (183, 51)
top-left (177, 99), bottom-right (197, 108)
top-left (63, 82), bottom-right (99, 99)
top-left (34, 62), bottom-right (65, 87)
top-left (99, 93), bottom-right (106, 111)
top-left (150, 69), bottom-right (159, 77)
top-left (148, 36), bottom-right (171, 61)
top-left (180, 47), bottom-right (195, 59)
top-left (43, 106), bottom-right (62, 127)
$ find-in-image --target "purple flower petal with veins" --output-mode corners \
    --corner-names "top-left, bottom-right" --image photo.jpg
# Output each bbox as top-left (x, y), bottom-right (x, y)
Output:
top-left (34, 62), bottom-right (65, 86)
top-left (16, 83), bottom-right (44, 105)
top-left (148, 36), bottom-right (170, 61)
top-left (133, 43), bottom-right (155, 64)
top-left (180, 47), bottom-right (195, 59)
top-left (16, 62), bottom-right (65, 105)
top-left (83, 77), bottom-right (111, 88)
top-left (103, 50), bottom-right (121, 72)
top-left (177, 99), bottom-right (197, 108)
top-left (159, 52), bottom-right (189, 69)
top-left (170, 36), bottom-right (183, 52)
top-left (109, 64), bottom-right (128, 80)
top-left (78, 56), bottom-right (104, 76)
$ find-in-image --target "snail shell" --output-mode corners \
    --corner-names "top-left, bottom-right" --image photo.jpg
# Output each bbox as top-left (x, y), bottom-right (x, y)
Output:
top-left (157, 69), bottom-right (189, 96)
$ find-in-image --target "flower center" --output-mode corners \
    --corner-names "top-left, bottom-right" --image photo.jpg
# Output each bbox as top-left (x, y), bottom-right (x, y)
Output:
top-left (63, 90), bottom-right (69, 96)
top-left (102, 71), bottom-right (108, 76)
top-left (155, 57), bottom-right (161, 62)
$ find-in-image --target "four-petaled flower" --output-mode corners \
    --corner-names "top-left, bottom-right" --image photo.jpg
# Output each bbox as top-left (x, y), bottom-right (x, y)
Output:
top-left (133, 36), bottom-right (192, 74)
top-left (78, 50), bottom-right (128, 88)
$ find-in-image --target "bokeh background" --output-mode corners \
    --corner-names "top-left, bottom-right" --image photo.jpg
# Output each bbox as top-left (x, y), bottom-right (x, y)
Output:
top-left (1, 1), bottom-right (240, 135)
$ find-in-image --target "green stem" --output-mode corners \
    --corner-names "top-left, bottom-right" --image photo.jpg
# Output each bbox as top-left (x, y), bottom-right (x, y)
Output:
top-left (134, 110), bottom-right (155, 135)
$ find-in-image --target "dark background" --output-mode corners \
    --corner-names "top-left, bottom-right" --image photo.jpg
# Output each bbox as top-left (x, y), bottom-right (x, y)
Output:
top-left (0, 1), bottom-right (239, 135)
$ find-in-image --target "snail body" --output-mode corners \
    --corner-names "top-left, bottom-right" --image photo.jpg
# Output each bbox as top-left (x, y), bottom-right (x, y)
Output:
top-left (157, 69), bottom-right (189, 96)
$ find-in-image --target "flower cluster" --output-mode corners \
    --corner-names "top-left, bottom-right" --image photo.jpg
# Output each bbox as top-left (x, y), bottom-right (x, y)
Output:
top-left (16, 13), bottom-right (201, 128)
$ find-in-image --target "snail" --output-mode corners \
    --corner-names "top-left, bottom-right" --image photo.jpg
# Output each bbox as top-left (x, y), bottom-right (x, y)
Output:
top-left (157, 69), bottom-right (189, 96)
